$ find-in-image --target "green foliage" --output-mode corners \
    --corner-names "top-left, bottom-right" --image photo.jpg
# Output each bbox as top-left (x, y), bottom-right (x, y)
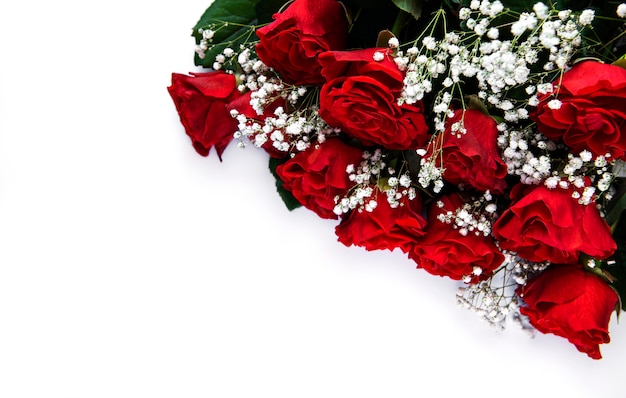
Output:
top-left (192, 0), bottom-right (259, 68)
top-left (268, 157), bottom-right (302, 211)
top-left (390, 0), bottom-right (424, 20)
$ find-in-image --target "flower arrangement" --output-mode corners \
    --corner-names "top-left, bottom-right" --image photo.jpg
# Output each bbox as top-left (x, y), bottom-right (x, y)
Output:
top-left (168, 0), bottom-right (626, 359)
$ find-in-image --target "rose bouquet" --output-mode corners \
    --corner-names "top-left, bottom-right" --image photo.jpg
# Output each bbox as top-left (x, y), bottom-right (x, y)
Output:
top-left (168, 0), bottom-right (626, 359)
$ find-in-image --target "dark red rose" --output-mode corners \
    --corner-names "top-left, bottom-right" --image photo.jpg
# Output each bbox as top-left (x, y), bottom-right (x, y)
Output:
top-left (318, 48), bottom-right (430, 150)
top-left (492, 183), bottom-right (616, 264)
top-left (255, 0), bottom-right (348, 86)
top-left (517, 265), bottom-right (619, 359)
top-left (275, 137), bottom-right (363, 219)
top-left (407, 193), bottom-right (504, 282)
top-left (531, 61), bottom-right (626, 160)
top-left (427, 109), bottom-right (508, 193)
top-left (168, 71), bottom-right (246, 159)
top-left (335, 190), bottom-right (427, 253)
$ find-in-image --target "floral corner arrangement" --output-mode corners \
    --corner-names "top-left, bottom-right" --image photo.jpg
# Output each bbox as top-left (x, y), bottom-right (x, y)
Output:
top-left (168, 0), bottom-right (626, 359)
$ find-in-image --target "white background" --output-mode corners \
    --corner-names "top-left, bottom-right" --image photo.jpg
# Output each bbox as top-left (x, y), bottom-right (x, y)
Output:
top-left (1, 1), bottom-right (624, 397)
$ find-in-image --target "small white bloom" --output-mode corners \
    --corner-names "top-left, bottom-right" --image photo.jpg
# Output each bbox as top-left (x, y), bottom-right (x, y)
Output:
top-left (580, 150), bottom-right (593, 162)
top-left (365, 200), bottom-right (378, 212)
top-left (388, 37), bottom-right (400, 48)
top-left (579, 9), bottom-right (595, 25)
top-left (618, 4), bottom-right (626, 18)
top-left (459, 8), bottom-right (471, 20)
top-left (373, 51), bottom-right (385, 61)
top-left (202, 29), bottom-right (215, 40)
top-left (533, 2), bottom-right (549, 20)
top-left (422, 36), bottom-right (437, 50)
top-left (536, 83), bottom-right (554, 94)
top-left (399, 174), bottom-right (411, 187)
top-left (487, 28), bottom-right (499, 40)
top-left (544, 176), bottom-right (560, 189)
top-left (547, 99), bottom-right (562, 109)
top-left (490, 1), bottom-right (504, 15)
top-left (558, 10), bottom-right (571, 20)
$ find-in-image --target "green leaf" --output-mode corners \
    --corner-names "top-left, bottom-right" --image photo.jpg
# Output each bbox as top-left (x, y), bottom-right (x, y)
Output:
top-left (390, 0), bottom-right (423, 20)
top-left (376, 29), bottom-right (395, 48)
top-left (192, 0), bottom-right (259, 69)
top-left (268, 157), bottom-right (302, 211)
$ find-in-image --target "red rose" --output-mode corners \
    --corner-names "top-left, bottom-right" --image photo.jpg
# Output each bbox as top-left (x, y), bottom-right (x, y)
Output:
top-left (517, 265), bottom-right (619, 359)
top-left (275, 137), bottom-right (363, 219)
top-left (531, 61), bottom-right (626, 160)
top-left (168, 71), bottom-right (246, 159)
top-left (318, 48), bottom-right (430, 150)
top-left (427, 109), bottom-right (508, 193)
top-left (407, 193), bottom-right (504, 282)
top-left (255, 0), bottom-right (348, 86)
top-left (492, 183), bottom-right (616, 264)
top-left (335, 190), bottom-right (427, 253)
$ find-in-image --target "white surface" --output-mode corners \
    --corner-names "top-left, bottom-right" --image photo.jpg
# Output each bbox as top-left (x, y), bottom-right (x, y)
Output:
top-left (0, 1), bottom-right (624, 397)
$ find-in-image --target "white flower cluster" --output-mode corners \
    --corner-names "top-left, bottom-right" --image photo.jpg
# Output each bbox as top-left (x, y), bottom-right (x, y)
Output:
top-left (396, 1), bottom-right (592, 134)
top-left (497, 127), bottom-right (555, 184)
top-left (542, 152), bottom-right (615, 205)
top-left (195, 22), bottom-right (256, 66)
top-left (194, 26), bottom-right (216, 60)
top-left (456, 251), bottom-right (548, 330)
top-left (333, 150), bottom-right (417, 215)
top-left (227, 49), bottom-right (341, 154)
top-left (209, 46), bottom-right (237, 71)
top-left (233, 105), bottom-right (337, 153)
top-left (415, 150), bottom-right (445, 193)
top-left (435, 191), bottom-right (497, 238)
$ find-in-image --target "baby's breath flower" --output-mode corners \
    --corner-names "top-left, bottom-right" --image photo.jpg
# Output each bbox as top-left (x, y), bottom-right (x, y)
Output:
top-left (533, 2), bottom-right (549, 20)
top-left (579, 9), bottom-right (595, 25)
top-left (487, 27), bottom-right (499, 40)
top-left (423, 36), bottom-right (437, 50)
top-left (459, 8), bottom-right (471, 20)
top-left (547, 99), bottom-right (562, 109)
